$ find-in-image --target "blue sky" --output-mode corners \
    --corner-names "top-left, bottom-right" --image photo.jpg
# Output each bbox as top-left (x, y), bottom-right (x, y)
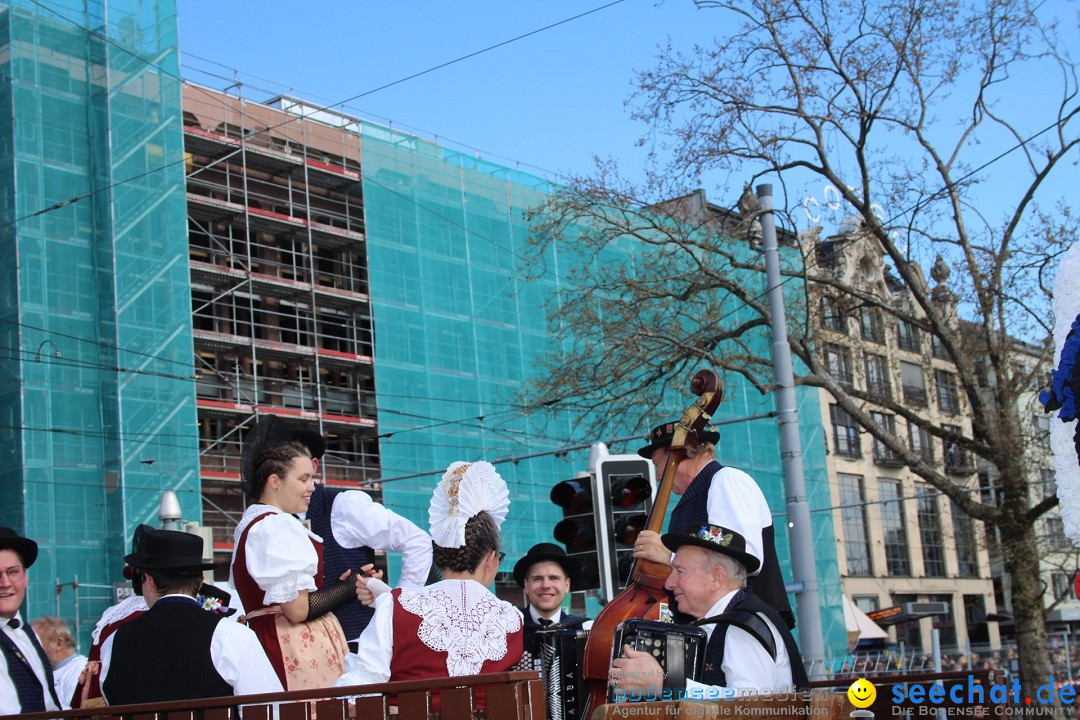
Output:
top-left (177, 1), bottom-right (718, 189)
top-left (176, 0), bottom-right (1077, 255)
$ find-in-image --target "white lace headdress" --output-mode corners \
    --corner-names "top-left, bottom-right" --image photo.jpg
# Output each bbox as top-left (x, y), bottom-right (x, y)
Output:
top-left (429, 461), bottom-right (510, 548)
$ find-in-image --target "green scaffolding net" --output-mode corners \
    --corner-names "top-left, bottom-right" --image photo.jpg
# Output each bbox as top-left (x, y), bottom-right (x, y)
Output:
top-left (0, 0), bottom-right (197, 648)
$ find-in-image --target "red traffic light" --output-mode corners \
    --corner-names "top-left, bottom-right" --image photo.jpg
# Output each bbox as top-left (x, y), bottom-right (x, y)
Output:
top-left (554, 517), bottom-right (596, 553)
top-left (551, 479), bottom-right (592, 514)
top-left (610, 475), bottom-right (651, 509)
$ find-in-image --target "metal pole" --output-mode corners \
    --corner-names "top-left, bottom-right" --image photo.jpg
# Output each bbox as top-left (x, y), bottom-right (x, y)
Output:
top-left (1065, 631), bottom-right (1073, 684)
top-left (757, 184), bottom-right (825, 675)
top-left (932, 627), bottom-right (942, 673)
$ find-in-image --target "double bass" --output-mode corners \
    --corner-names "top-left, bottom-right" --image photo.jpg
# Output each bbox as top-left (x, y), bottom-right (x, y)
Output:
top-left (580, 369), bottom-right (723, 716)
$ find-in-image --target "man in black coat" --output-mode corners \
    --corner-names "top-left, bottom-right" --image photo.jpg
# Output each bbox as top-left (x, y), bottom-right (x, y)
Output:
top-left (514, 543), bottom-right (590, 667)
top-left (100, 525), bottom-right (282, 704)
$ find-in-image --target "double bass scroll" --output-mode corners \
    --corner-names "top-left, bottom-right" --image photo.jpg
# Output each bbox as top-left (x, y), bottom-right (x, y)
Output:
top-left (580, 369), bottom-right (723, 717)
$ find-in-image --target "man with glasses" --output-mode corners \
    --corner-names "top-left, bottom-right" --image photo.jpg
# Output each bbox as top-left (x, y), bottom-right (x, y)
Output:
top-left (0, 527), bottom-right (62, 714)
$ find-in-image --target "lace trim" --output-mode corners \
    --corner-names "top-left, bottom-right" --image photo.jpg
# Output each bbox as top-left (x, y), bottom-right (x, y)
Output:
top-left (91, 595), bottom-right (148, 644)
top-left (263, 573), bottom-right (319, 606)
top-left (398, 581), bottom-right (521, 676)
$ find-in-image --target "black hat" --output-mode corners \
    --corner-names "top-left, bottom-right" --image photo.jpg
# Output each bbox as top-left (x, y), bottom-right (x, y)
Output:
top-left (636, 421), bottom-right (720, 458)
top-left (661, 523), bottom-right (760, 574)
top-left (124, 525), bottom-right (216, 572)
top-left (240, 416), bottom-right (325, 495)
top-left (0, 528), bottom-right (38, 569)
top-left (513, 543), bottom-right (581, 587)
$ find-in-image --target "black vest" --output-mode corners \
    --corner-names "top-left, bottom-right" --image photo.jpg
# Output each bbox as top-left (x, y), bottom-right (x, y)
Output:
top-left (103, 597), bottom-right (233, 704)
top-left (669, 461), bottom-right (796, 629)
top-left (0, 620), bottom-right (60, 712)
top-left (521, 609), bottom-right (589, 653)
top-left (307, 484), bottom-right (375, 641)
top-left (701, 591), bottom-right (809, 690)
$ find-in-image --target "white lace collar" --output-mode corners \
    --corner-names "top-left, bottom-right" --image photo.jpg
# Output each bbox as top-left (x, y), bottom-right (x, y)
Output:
top-left (398, 580), bottom-right (522, 676)
top-left (92, 595), bottom-right (148, 644)
top-left (233, 503), bottom-right (320, 544)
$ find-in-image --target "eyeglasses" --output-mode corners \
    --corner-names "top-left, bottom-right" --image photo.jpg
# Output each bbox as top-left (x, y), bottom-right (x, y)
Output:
top-left (0, 567), bottom-right (26, 582)
top-left (496, 551), bottom-right (506, 563)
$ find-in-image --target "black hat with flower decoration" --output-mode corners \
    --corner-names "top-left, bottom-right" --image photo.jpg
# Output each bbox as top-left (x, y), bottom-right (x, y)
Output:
top-left (661, 523), bottom-right (760, 574)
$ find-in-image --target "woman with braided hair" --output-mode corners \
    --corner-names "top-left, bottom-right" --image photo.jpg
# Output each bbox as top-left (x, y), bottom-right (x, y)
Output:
top-left (336, 461), bottom-right (523, 701)
top-left (230, 424), bottom-right (366, 690)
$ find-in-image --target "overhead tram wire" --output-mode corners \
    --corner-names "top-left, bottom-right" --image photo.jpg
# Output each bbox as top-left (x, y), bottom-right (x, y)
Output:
top-left (4, 0), bottom-right (628, 233)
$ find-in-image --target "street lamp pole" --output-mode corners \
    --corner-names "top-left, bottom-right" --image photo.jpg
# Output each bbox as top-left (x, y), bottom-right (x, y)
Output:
top-left (757, 183), bottom-right (826, 675)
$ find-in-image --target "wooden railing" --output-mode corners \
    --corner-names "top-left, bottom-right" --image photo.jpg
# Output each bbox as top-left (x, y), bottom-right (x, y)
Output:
top-left (0, 671), bottom-right (543, 720)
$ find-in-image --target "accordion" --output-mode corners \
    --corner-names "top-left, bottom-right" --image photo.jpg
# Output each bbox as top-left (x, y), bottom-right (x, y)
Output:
top-left (608, 619), bottom-right (708, 702)
top-left (536, 626), bottom-right (590, 720)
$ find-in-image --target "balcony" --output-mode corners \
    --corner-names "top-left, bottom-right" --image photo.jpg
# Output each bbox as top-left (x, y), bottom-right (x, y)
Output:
top-left (866, 379), bottom-right (892, 402)
top-left (945, 446), bottom-right (976, 475)
top-left (902, 385), bottom-right (928, 407)
top-left (873, 446), bottom-right (906, 468)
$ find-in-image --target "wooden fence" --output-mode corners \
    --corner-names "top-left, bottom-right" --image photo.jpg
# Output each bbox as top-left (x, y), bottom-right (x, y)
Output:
top-left (0, 671), bottom-right (543, 720)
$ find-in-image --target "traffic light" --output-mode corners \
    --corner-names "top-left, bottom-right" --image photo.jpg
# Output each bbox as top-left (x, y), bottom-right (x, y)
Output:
top-left (595, 455), bottom-right (656, 600)
top-left (550, 475), bottom-right (601, 591)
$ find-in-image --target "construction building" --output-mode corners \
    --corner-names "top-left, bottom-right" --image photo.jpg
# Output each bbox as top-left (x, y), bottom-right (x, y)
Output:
top-left (181, 86), bottom-right (379, 563)
top-left (0, 0), bottom-right (857, 658)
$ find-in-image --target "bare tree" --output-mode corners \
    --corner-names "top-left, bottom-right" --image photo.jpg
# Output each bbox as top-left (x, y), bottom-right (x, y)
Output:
top-left (521, 0), bottom-right (1078, 690)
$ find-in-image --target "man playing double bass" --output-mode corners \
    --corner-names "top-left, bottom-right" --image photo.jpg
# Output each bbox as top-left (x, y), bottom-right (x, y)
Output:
top-left (631, 422), bottom-right (795, 629)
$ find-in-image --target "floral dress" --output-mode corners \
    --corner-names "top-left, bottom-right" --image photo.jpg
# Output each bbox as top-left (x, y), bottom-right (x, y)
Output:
top-left (231, 504), bottom-right (347, 689)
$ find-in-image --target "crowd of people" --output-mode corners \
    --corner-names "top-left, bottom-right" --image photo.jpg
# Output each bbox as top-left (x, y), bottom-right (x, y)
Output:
top-left (0, 418), bottom-right (808, 713)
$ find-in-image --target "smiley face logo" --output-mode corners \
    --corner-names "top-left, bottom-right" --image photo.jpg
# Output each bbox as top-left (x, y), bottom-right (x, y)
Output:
top-left (848, 678), bottom-right (877, 708)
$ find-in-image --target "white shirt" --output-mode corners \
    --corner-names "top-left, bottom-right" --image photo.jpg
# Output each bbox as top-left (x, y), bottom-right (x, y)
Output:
top-left (233, 505), bottom-right (320, 605)
top-left (705, 466), bottom-right (773, 576)
top-left (336, 579), bottom-right (522, 687)
top-left (99, 595), bottom-right (283, 701)
top-left (527, 606), bottom-right (593, 630)
top-left (0, 613), bottom-right (60, 714)
top-left (52, 652), bottom-right (88, 709)
top-left (326, 490), bottom-right (432, 588)
top-left (684, 589), bottom-right (793, 699)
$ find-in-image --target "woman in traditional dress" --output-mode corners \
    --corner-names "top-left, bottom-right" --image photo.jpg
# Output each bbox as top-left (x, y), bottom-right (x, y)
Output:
top-left (336, 461), bottom-right (523, 695)
top-left (231, 421), bottom-right (361, 690)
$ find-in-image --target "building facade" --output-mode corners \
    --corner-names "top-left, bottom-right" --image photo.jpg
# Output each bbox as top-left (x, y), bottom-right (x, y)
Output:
top-left (810, 228), bottom-right (1000, 659)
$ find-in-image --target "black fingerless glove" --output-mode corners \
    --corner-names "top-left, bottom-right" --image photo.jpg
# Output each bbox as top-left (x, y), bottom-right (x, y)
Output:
top-left (305, 572), bottom-right (360, 621)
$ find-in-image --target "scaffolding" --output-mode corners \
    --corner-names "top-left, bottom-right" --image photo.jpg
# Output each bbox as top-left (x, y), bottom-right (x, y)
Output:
top-left (181, 85), bottom-right (381, 562)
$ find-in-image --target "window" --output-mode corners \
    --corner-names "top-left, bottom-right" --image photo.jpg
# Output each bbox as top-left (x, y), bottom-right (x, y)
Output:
top-left (1052, 573), bottom-right (1072, 600)
top-left (864, 353), bottom-right (891, 400)
top-left (932, 335), bottom-right (947, 359)
top-left (935, 370), bottom-right (961, 414)
top-left (871, 412), bottom-right (902, 466)
top-left (900, 361), bottom-right (927, 407)
top-left (854, 596), bottom-right (880, 614)
top-left (860, 307), bottom-right (884, 344)
top-left (964, 594), bottom-right (989, 645)
top-left (839, 474), bottom-right (872, 576)
top-left (822, 296), bottom-right (847, 333)
top-left (1040, 468), bottom-right (1057, 501)
top-left (928, 594), bottom-right (956, 650)
top-left (892, 593), bottom-right (921, 650)
top-left (831, 405), bottom-right (861, 458)
top-left (880, 479), bottom-right (911, 576)
top-left (825, 344), bottom-right (854, 388)
top-left (898, 319), bottom-right (921, 352)
top-left (917, 486), bottom-right (947, 577)
top-left (908, 422), bottom-right (935, 463)
top-left (1044, 516), bottom-right (1068, 551)
top-left (952, 501), bottom-right (979, 577)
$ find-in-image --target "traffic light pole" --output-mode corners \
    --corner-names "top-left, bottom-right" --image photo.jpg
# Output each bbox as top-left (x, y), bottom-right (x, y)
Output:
top-left (757, 183), bottom-right (825, 675)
